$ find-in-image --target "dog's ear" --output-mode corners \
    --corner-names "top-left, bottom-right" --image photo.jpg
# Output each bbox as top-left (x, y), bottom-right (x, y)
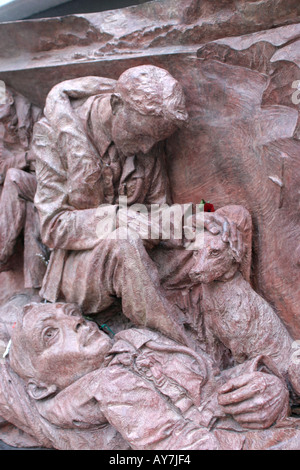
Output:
top-left (228, 229), bottom-right (245, 264)
top-left (110, 93), bottom-right (123, 116)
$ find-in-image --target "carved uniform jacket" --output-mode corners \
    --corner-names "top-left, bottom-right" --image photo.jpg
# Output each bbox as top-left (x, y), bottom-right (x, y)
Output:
top-left (35, 328), bottom-right (239, 450)
top-left (32, 77), bottom-right (171, 302)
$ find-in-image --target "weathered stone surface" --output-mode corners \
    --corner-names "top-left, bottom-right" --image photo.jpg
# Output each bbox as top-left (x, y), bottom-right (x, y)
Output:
top-left (0, 0), bottom-right (300, 106)
top-left (163, 25), bottom-right (300, 337)
top-left (0, 0), bottom-right (300, 451)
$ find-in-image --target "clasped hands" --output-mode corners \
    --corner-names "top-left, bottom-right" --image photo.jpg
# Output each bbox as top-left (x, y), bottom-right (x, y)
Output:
top-left (218, 371), bottom-right (289, 429)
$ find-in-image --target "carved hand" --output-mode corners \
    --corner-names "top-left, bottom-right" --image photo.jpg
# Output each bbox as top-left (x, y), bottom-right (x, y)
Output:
top-left (204, 212), bottom-right (243, 249)
top-left (217, 372), bottom-right (289, 429)
top-left (117, 207), bottom-right (160, 249)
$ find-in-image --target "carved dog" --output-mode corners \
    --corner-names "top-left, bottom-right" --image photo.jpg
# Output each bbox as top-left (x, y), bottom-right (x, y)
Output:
top-left (189, 207), bottom-right (293, 377)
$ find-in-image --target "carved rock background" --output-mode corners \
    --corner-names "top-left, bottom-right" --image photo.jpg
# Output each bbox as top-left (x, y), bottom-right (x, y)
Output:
top-left (166, 28), bottom-right (300, 338)
top-left (0, 0), bottom-right (300, 337)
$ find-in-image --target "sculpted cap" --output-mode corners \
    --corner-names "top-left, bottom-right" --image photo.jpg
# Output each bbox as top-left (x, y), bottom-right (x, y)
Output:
top-left (115, 65), bottom-right (188, 125)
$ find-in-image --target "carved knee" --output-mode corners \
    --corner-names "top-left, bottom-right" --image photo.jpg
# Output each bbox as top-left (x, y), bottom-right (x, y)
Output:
top-left (4, 167), bottom-right (24, 187)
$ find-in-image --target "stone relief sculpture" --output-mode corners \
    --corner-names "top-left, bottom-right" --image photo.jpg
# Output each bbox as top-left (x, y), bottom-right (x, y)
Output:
top-left (0, 0), bottom-right (300, 451)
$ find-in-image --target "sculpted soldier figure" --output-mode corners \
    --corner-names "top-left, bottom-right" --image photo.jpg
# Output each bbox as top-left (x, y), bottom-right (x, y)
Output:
top-left (32, 65), bottom-right (226, 348)
top-left (1, 302), bottom-right (299, 450)
top-left (0, 84), bottom-right (47, 288)
top-left (1, 68), bottom-right (299, 449)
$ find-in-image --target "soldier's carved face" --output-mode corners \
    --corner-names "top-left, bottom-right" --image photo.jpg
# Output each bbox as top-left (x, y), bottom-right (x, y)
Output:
top-left (15, 303), bottom-right (112, 390)
top-left (111, 102), bottom-right (178, 157)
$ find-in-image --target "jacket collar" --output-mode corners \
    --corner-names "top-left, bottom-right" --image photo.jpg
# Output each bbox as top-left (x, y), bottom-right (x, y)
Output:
top-left (89, 94), bottom-right (113, 158)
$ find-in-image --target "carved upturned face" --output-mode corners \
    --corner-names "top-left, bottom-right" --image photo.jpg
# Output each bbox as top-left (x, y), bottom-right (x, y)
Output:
top-left (10, 303), bottom-right (112, 396)
top-left (111, 100), bottom-right (179, 157)
top-left (189, 231), bottom-right (238, 284)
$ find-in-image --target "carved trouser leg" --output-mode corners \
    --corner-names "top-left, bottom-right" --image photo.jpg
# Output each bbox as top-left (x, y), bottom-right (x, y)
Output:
top-left (23, 201), bottom-right (49, 288)
top-left (0, 169), bottom-right (36, 267)
top-left (60, 229), bottom-right (194, 348)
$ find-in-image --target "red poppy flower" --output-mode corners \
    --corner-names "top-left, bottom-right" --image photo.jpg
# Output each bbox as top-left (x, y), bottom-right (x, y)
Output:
top-left (204, 202), bottom-right (215, 212)
top-left (200, 199), bottom-right (215, 212)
